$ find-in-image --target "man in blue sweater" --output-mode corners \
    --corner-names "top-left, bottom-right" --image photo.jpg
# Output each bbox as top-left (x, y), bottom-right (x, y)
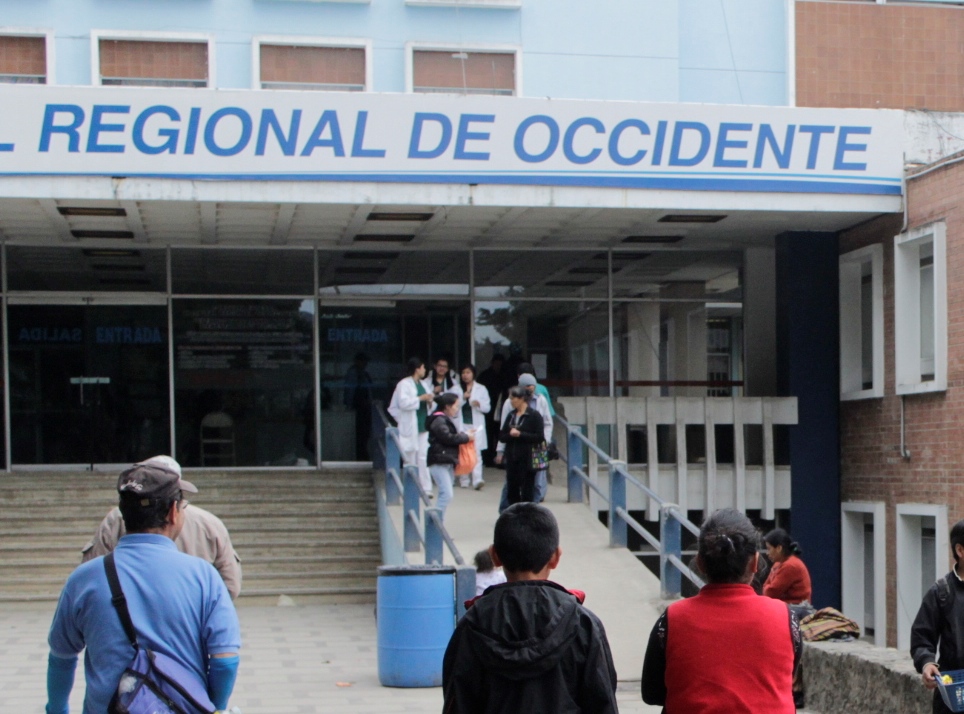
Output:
top-left (45, 461), bottom-right (241, 714)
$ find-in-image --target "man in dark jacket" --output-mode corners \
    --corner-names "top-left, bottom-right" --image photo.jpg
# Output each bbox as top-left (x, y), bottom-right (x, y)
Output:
top-left (427, 392), bottom-right (471, 519)
top-left (911, 519), bottom-right (964, 714)
top-left (442, 503), bottom-right (618, 713)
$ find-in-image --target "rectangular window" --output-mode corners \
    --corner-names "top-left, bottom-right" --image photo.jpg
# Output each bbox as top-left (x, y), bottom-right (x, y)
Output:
top-left (99, 39), bottom-right (208, 88)
top-left (896, 504), bottom-right (947, 652)
top-left (839, 245), bottom-right (883, 399)
top-left (895, 222), bottom-right (947, 394)
top-left (260, 44), bottom-right (365, 91)
top-left (0, 35), bottom-right (46, 84)
top-left (413, 50), bottom-right (515, 96)
top-left (841, 502), bottom-right (886, 646)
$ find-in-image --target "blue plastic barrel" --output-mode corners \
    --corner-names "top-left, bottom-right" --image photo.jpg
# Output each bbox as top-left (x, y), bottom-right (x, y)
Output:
top-left (377, 564), bottom-right (456, 687)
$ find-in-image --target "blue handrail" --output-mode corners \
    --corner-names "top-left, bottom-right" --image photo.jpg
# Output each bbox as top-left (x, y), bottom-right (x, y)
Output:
top-left (372, 402), bottom-right (476, 619)
top-left (557, 413), bottom-right (705, 597)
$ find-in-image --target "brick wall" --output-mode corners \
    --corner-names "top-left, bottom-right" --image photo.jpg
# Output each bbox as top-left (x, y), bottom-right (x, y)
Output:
top-left (797, 0), bottom-right (964, 110)
top-left (839, 161), bottom-right (964, 646)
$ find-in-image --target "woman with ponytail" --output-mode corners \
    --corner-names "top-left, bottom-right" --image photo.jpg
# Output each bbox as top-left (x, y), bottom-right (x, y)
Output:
top-left (642, 509), bottom-right (800, 713)
top-left (763, 528), bottom-right (813, 605)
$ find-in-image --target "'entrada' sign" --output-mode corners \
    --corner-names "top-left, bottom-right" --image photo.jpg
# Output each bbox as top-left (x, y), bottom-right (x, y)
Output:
top-left (0, 86), bottom-right (902, 195)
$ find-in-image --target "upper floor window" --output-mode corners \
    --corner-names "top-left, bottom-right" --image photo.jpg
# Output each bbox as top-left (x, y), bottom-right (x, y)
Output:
top-left (259, 43), bottom-right (366, 91)
top-left (98, 38), bottom-right (208, 88)
top-left (895, 221), bottom-right (947, 394)
top-left (0, 35), bottom-right (46, 84)
top-left (840, 244), bottom-right (883, 400)
top-left (412, 49), bottom-right (516, 96)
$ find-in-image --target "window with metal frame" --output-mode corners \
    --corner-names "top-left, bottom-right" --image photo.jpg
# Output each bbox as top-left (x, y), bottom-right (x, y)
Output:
top-left (99, 39), bottom-right (208, 88)
top-left (260, 44), bottom-right (366, 91)
top-left (413, 50), bottom-right (515, 96)
top-left (0, 35), bottom-right (46, 84)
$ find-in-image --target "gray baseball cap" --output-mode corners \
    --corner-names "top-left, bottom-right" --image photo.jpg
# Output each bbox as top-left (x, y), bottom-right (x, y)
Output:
top-left (117, 458), bottom-right (197, 501)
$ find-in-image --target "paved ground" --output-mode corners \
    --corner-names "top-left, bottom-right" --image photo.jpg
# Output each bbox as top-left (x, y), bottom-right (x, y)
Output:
top-left (3, 466), bottom-right (819, 712)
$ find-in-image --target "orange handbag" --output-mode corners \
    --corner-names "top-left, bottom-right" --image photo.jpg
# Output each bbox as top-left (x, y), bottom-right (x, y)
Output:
top-left (454, 441), bottom-right (477, 476)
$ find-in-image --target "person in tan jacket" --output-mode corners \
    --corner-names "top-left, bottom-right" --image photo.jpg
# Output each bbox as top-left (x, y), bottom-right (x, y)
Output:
top-left (81, 455), bottom-right (242, 600)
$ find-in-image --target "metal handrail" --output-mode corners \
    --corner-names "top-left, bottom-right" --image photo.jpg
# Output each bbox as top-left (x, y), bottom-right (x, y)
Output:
top-left (371, 401), bottom-right (476, 616)
top-left (557, 413), bottom-right (706, 596)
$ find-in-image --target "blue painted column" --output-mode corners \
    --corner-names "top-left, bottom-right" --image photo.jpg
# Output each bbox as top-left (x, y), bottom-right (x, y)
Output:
top-left (775, 231), bottom-right (841, 609)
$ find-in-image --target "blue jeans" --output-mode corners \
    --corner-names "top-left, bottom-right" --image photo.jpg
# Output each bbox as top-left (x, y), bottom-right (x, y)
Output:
top-left (498, 469), bottom-right (547, 512)
top-left (429, 464), bottom-right (454, 517)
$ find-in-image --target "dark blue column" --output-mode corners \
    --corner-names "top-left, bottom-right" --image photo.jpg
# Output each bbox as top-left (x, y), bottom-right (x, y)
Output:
top-left (775, 231), bottom-right (840, 609)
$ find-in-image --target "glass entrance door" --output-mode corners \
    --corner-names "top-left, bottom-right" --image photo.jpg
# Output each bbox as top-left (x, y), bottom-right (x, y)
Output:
top-left (8, 303), bottom-right (169, 465)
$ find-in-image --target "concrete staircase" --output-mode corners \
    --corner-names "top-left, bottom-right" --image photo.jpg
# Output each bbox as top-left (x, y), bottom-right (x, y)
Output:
top-left (0, 468), bottom-right (380, 603)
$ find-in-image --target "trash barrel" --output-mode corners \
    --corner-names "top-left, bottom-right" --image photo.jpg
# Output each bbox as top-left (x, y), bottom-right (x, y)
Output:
top-left (377, 564), bottom-right (456, 687)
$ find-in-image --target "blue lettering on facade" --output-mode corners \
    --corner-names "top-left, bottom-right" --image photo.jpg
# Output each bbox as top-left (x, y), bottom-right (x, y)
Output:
top-left (351, 111), bottom-right (386, 158)
top-left (132, 105), bottom-right (180, 155)
top-left (204, 107), bottom-right (253, 157)
top-left (514, 115), bottom-right (559, 163)
top-left (95, 326), bottom-right (164, 344)
top-left (409, 113), bottom-right (452, 159)
top-left (87, 105), bottom-right (130, 154)
top-left (454, 114), bottom-right (494, 161)
top-left (327, 327), bottom-right (389, 344)
top-left (17, 327), bottom-right (83, 343)
top-left (563, 117), bottom-right (604, 165)
top-left (256, 109), bottom-right (302, 157)
top-left (834, 126), bottom-right (871, 171)
top-left (713, 122), bottom-right (752, 169)
top-left (38, 105), bottom-right (85, 152)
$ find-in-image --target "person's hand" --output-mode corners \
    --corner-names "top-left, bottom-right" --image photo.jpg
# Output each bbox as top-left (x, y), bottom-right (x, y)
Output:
top-left (494, 453), bottom-right (503, 465)
top-left (420, 393), bottom-right (434, 402)
top-left (433, 384), bottom-right (442, 394)
top-left (509, 427), bottom-right (521, 437)
top-left (471, 400), bottom-right (480, 408)
top-left (923, 663), bottom-right (941, 690)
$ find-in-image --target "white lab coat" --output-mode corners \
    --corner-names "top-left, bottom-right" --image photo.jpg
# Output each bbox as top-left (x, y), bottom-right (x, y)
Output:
top-left (387, 376), bottom-right (432, 492)
top-left (457, 381), bottom-right (491, 451)
top-left (421, 370), bottom-right (461, 400)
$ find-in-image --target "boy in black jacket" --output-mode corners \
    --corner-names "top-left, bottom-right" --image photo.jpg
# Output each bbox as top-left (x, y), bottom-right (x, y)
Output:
top-left (442, 503), bottom-right (619, 714)
top-left (911, 519), bottom-right (964, 714)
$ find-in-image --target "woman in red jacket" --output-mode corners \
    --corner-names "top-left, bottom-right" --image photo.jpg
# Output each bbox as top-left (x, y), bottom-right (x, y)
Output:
top-left (763, 528), bottom-right (813, 605)
top-left (642, 509), bottom-right (800, 713)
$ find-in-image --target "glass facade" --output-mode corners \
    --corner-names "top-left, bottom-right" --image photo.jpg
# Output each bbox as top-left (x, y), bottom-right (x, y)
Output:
top-left (0, 245), bottom-right (746, 468)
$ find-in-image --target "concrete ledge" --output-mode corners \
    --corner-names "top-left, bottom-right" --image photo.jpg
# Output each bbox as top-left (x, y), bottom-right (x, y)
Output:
top-left (804, 640), bottom-right (931, 714)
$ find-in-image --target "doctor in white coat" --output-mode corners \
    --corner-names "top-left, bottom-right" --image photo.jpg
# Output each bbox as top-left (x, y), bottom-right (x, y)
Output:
top-left (456, 363), bottom-right (490, 489)
top-left (388, 357), bottom-right (435, 494)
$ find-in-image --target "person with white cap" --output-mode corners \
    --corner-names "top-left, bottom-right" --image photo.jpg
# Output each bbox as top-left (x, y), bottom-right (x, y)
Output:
top-left (47, 459), bottom-right (241, 714)
top-left (81, 455), bottom-right (242, 600)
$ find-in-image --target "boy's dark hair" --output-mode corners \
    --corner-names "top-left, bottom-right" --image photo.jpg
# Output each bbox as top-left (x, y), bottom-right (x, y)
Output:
top-left (764, 527), bottom-right (803, 557)
top-left (119, 490), bottom-right (181, 533)
top-left (698, 508), bottom-right (760, 584)
top-left (434, 392), bottom-right (459, 410)
top-left (406, 356), bottom-right (424, 376)
top-left (493, 503), bottom-right (559, 574)
top-left (474, 549), bottom-right (495, 573)
top-left (951, 520), bottom-right (964, 562)
top-left (517, 362), bottom-right (534, 376)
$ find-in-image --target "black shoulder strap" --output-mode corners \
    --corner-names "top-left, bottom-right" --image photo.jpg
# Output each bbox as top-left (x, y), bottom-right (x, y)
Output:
top-left (938, 574), bottom-right (952, 609)
top-left (104, 552), bottom-right (139, 649)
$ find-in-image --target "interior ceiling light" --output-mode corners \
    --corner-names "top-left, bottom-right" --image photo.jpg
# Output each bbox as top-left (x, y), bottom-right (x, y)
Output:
top-left (612, 252), bottom-right (652, 260)
top-left (367, 212), bottom-right (434, 222)
top-left (98, 277), bottom-right (151, 286)
top-left (353, 234), bottom-right (415, 243)
top-left (91, 264), bottom-right (146, 272)
top-left (545, 280), bottom-right (593, 287)
top-left (342, 252), bottom-right (401, 260)
top-left (622, 235), bottom-right (684, 244)
top-left (58, 206), bottom-right (127, 217)
top-left (334, 266), bottom-right (387, 275)
top-left (657, 214), bottom-right (727, 223)
top-left (568, 267), bottom-right (608, 274)
top-left (71, 230), bottom-right (135, 239)
top-left (82, 249), bottom-right (141, 258)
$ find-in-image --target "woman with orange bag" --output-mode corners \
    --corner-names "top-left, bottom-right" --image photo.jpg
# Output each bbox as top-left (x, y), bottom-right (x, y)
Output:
top-left (426, 393), bottom-right (471, 520)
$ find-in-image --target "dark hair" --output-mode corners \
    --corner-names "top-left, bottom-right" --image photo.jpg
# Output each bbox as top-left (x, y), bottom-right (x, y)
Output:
top-left (474, 549), bottom-right (495, 573)
top-left (698, 508), bottom-right (760, 584)
top-left (517, 362), bottom-right (534, 377)
top-left (460, 363), bottom-right (477, 380)
top-left (493, 503), bottom-right (559, 574)
top-left (508, 385), bottom-right (528, 400)
top-left (951, 520), bottom-right (964, 562)
top-left (434, 392), bottom-right (459, 410)
top-left (764, 528), bottom-right (803, 557)
top-left (119, 490), bottom-right (181, 533)
top-left (490, 354), bottom-right (505, 363)
top-left (406, 356), bottom-right (424, 376)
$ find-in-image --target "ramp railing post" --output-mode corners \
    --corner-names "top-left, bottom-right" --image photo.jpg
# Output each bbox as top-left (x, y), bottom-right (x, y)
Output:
top-left (424, 508), bottom-right (444, 564)
top-left (609, 461), bottom-right (627, 548)
top-left (660, 504), bottom-right (682, 600)
top-left (455, 565), bottom-right (477, 621)
top-left (567, 428), bottom-right (584, 503)
top-left (403, 465), bottom-right (421, 552)
top-left (385, 427), bottom-right (402, 505)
